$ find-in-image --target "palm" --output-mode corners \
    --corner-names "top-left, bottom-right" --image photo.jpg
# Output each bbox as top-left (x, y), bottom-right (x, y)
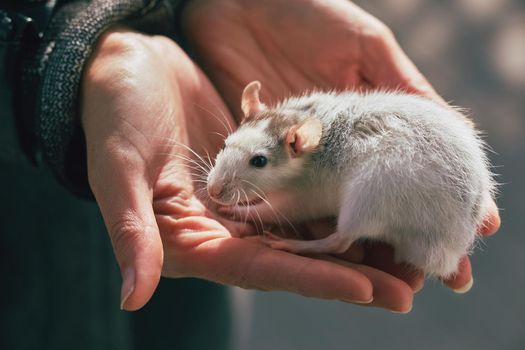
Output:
top-left (82, 31), bottom-right (415, 310)
top-left (181, 0), bottom-right (499, 292)
top-left (153, 135), bottom-right (397, 309)
top-left (175, 0), bottom-right (426, 303)
top-left (149, 80), bottom-right (408, 310)
top-left (154, 171), bottom-right (419, 311)
top-left (124, 24), bottom-right (417, 310)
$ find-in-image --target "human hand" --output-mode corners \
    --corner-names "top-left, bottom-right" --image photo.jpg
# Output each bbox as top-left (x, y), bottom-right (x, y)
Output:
top-left (81, 28), bottom-right (230, 310)
top-left (181, 0), bottom-right (444, 115)
top-left (181, 0), bottom-right (501, 293)
top-left (81, 29), bottom-right (416, 312)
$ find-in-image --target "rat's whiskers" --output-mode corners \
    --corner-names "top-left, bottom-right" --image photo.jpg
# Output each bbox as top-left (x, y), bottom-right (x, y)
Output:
top-left (242, 188), bottom-right (265, 233)
top-left (161, 153), bottom-right (210, 177)
top-left (210, 131), bottom-right (227, 141)
top-left (193, 102), bottom-right (234, 137)
top-left (246, 185), bottom-right (300, 238)
top-left (156, 137), bottom-right (214, 173)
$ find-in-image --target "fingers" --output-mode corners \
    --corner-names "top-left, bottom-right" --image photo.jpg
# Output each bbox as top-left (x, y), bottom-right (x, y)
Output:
top-left (361, 242), bottom-right (474, 294)
top-left (320, 255), bottom-right (414, 313)
top-left (442, 256), bottom-right (473, 293)
top-left (353, 265), bottom-right (413, 313)
top-left (444, 200), bottom-right (500, 293)
top-left (478, 199), bottom-right (501, 236)
top-left (162, 216), bottom-right (373, 303)
top-left (210, 214), bottom-right (259, 238)
top-left (360, 242), bottom-right (425, 293)
top-left (88, 147), bottom-right (163, 311)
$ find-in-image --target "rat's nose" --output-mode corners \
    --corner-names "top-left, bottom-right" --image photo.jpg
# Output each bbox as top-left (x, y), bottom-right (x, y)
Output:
top-left (207, 182), bottom-right (224, 200)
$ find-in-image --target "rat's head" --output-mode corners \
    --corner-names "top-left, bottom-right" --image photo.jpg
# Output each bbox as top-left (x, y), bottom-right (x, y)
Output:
top-left (207, 81), bottom-right (323, 205)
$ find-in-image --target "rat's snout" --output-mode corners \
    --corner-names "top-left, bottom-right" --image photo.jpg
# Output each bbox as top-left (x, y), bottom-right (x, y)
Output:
top-left (207, 181), bottom-right (224, 201)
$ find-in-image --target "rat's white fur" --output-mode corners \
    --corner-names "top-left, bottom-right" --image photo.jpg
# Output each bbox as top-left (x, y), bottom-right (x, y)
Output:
top-left (209, 90), bottom-right (495, 278)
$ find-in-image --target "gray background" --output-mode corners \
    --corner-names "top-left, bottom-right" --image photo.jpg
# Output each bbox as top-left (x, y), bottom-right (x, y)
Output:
top-left (236, 0), bottom-right (525, 349)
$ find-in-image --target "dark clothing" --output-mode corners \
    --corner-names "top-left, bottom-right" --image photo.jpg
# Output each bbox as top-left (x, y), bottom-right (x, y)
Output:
top-left (1, 1), bottom-right (232, 349)
top-left (12, 0), bottom-right (182, 195)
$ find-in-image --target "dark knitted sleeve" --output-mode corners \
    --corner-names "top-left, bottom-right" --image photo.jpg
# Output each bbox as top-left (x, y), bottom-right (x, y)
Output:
top-left (17, 0), bottom-right (185, 197)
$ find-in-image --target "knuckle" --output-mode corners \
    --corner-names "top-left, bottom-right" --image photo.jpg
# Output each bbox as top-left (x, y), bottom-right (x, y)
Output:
top-left (377, 23), bottom-right (395, 41)
top-left (109, 214), bottom-right (154, 255)
top-left (231, 246), bottom-right (267, 291)
top-left (110, 216), bottom-right (142, 246)
top-left (362, 19), bottom-right (394, 43)
top-left (403, 75), bottom-right (439, 99)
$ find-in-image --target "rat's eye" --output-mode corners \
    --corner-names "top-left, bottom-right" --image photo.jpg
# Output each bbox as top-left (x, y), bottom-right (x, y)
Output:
top-left (249, 155), bottom-right (267, 168)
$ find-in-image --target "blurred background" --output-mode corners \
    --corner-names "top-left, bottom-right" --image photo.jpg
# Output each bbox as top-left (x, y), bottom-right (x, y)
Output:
top-left (233, 0), bottom-right (525, 349)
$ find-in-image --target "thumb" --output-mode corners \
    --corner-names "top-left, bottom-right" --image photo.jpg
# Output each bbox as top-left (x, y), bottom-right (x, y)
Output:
top-left (88, 148), bottom-right (163, 311)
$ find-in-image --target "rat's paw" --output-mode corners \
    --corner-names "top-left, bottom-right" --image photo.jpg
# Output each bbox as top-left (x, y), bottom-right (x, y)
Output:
top-left (267, 240), bottom-right (298, 253)
top-left (264, 232), bottom-right (295, 252)
top-left (264, 232), bottom-right (312, 254)
top-left (263, 231), bottom-right (284, 241)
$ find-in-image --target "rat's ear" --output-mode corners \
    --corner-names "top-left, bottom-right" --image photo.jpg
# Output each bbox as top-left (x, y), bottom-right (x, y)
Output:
top-left (286, 117), bottom-right (323, 157)
top-left (241, 81), bottom-right (266, 119)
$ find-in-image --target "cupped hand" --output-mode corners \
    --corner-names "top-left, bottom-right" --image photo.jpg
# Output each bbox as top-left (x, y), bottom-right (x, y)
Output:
top-left (81, 29), bottom-right (415, 312)
top-left (181, 0), bottom-right (443, 116)
top-left (181, 0), bottom-right (501, 293)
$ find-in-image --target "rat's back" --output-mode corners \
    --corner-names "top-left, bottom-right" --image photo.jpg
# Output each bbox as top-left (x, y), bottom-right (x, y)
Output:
top-left (278, 91), bottom-right (495, 277)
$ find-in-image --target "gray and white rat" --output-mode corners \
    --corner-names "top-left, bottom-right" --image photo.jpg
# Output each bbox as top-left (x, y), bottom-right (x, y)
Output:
top-left (206, 81), bottom-right (495, 278)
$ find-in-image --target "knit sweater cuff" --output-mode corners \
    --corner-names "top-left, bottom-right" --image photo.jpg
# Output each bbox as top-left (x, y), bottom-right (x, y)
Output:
top-left (20, 0), bottom-right (178, 197)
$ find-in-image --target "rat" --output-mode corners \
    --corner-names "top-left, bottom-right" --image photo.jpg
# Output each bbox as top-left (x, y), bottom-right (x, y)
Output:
top-left (206, 81), bottom-right (495, 278)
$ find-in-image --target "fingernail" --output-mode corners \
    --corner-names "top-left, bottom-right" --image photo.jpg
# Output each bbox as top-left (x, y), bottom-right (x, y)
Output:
top-left (453, 277), bottom-right (474, 294)
top-left (120, 267), bottom-right (135, 310)
top-left (391, 303), bottom-right (413, 314)
top-left (341, 296), bottom-right (374, 304)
